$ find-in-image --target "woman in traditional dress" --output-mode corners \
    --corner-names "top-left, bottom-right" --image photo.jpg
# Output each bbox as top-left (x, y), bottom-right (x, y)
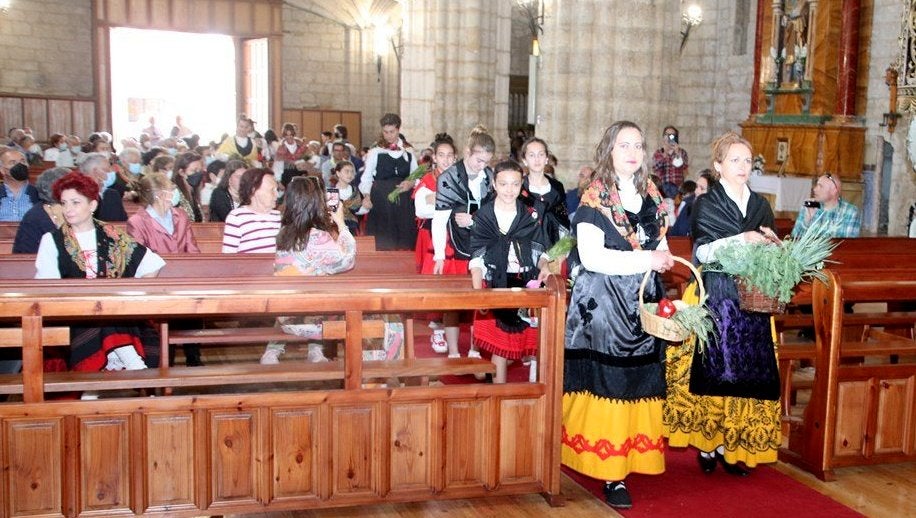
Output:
top-left (35, 172), bottom-right (166, 373)
top-left (561, 120), bottom-right (674, 509)
top-left (358, 113), bottom-right (418, 250)
top-left (469, 160), bottom-right (549, 383)
top-left (216, 114), bottom-right (260, 165)
top-left (664, 131), bottom-right (781, 476)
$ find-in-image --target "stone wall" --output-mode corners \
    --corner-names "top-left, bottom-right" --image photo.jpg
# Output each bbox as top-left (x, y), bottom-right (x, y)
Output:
top-left (536, 0), bottom-right (679, 187)
top-left (0, 0), bottom-right (93, 97)
top-left (281, 5), bottom-right (400, 147)
top-left (673, 0), bottom-right (757, 177)
top-left (864, 0), bottom-right (914, 235)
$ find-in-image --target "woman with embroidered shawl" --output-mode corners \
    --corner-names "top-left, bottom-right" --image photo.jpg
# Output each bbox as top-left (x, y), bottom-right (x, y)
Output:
top-left (35, 172), bottom-right (165, 373)
top-left (664, 132), bottom-right (781, 476)
top-left (469, 160), bottom-right (549, 384)
top-left (561, 121), bottom-right (674, 510)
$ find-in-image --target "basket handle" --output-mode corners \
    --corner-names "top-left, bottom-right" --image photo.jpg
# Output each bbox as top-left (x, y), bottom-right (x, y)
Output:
top-left (638, 255), bottom-right (706, 306)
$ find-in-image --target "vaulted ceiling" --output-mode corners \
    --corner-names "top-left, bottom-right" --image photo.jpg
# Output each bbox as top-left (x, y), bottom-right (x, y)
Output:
top-left (283, 0), bottom-right (403, 29)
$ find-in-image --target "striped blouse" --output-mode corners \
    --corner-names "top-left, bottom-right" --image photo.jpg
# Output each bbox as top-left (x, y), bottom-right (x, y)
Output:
top-left (221, 206), bottom-right (282, 254)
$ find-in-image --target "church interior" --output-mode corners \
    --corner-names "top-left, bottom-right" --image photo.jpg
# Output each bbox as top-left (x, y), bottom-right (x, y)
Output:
top-left (0, 0), bottom-right (914, 517)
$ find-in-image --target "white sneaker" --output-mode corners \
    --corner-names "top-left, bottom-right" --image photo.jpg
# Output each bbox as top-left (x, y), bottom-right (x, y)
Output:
top-left (430, 330), bottom-right (448, 353)
top-left (260, 348), bottom-right (282, 365)
top-left (105, 351), bottom-right (126, 371)
top-left (307, 343), bottom-right (329, 363)
top-left (467, 349), bottom-right (482, 359)
top-left (80, 391), bottom-right (99, 400)
top-left (113, 346), bottom-right (147, 370)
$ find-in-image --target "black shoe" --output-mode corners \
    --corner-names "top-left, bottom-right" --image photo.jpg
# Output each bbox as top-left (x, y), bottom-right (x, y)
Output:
top-left (185, 356), bottom-right (204, 367)
top-left (717, 452), bottom-right (750, 476)
top-left (698, 452), bottom-right (716, 473)
top-left (603, 481), bottom-right (632, 509)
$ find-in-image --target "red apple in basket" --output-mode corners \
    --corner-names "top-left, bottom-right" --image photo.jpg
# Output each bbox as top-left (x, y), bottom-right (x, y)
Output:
top-left (656, 298), bottom-right (677, 319)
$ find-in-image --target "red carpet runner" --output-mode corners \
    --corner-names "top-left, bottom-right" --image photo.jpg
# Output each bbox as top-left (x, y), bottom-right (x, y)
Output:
top-left (562, 446), bottom-right (864, 517)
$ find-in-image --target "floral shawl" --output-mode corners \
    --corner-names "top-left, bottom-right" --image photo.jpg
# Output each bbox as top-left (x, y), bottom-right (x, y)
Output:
top-left (578, 176), bottom-right (669, 249)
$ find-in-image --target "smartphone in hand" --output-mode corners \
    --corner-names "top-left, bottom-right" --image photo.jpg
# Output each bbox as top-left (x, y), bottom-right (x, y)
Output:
top-left (326, 188), bottom-right (340, 212)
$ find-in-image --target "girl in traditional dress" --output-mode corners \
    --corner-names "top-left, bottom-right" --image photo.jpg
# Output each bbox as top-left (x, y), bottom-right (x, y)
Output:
top-left (664, 132), bottom-right (781, 476)
top-left (332, 160), bottom-right (366, 236)
top-left (358, 113), bottom-right (418, 250)
top-left (469, 160), bottom-right (550, 384)
top-left (433, 127), bottom-right (496, 359)
top-left (35, 172), bottom-right (166, 373)
top-left (519, 137), bottom-right (570, 248)
top-left (413, 134), bottom-right (460, 354)
top-left (561, 121), bottom-right (674, 509)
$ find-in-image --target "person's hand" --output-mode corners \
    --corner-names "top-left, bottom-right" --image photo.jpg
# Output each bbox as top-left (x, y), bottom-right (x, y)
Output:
top-left (742, 229), bottom-right (776, 244)
top-left (455, 212), bottom-right (474, 228)
top-left (397, 180), bottom-right (413, 192)
top-left (758, 226), bottom-right (782, 244)
top-left (433, 259), bottom-right (444, 275)
top-left (425, 193), bottom-right (435, 204)
top-left (537, 266), bottom-right (551, 283)
top-left (361, 197), bottom-right (373, 210)
top-left (650, 250), bottom-right (675, 273)
top-left (330, 201), bottom-right (346, 227)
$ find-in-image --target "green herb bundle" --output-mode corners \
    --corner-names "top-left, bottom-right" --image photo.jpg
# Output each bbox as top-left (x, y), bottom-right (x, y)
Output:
top-left (709, 220), bottom-right (838, 304)
top-left (387, 164), bottom-right (428, 203)
top-left (643, 298), bottom-right (716, 353)
top-left (545, 236), bottom-right (576, 262)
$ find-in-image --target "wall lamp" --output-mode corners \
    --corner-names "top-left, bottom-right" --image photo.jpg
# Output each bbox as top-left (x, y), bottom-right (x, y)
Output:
top-left (680, 4), bottom-right (703, 53)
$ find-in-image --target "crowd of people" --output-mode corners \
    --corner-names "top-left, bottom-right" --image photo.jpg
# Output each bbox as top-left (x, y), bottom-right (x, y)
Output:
top-left (1, 112), bottom-right (872, 510)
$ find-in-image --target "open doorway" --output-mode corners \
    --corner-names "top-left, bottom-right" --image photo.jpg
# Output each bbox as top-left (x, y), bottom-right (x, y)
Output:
top-left (109, 27), bottom-right (239, 147)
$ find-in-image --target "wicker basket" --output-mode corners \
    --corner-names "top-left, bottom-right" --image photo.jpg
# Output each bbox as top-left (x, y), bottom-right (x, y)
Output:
top-left (639, 256), bottom-right (704, 342)
top-left (735, 277), bottom-right (787, 314)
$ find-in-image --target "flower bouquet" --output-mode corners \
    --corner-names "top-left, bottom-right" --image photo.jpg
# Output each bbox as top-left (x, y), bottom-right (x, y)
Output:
top-left (709, 221), bottom-right (838, 313)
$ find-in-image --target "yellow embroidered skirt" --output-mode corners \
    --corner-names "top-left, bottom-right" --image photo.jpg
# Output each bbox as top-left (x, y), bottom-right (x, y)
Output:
top-left (562, 391), bottom-right (665, 481)
top-left (662, 284), bottom-right (781, 467)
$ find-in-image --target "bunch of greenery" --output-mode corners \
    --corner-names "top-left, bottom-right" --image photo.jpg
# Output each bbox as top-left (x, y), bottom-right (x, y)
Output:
top-left (387, 164), bottom-right (428, 203)
top-left (545, 235), bottom-right (576, 262)
top-left (709, 221), bottom-right (838, 304)
top-left (643, 297), bottom-right (716, 353)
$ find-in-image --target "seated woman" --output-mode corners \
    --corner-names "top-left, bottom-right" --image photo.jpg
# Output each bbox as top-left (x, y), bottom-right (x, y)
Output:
top-left (126, 172), bottom-right (200, 253)
top-left (216, 114), bottom-right (260, 165)
top-left (35, 172), bottom-right (165, 373)
top-left (13, 167), bottom-right (70, 254)
top-left (172, 151), bottom-right (205, 222)
top-left (261, 176), bottom-right (356, 364)
top-left (221, 168), bottom-right (281, 254)
top-left (209, 159), bottom-right (247, 223)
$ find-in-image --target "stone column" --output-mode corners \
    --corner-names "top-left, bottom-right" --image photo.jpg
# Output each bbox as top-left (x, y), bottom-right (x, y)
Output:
top-left (536, 0), bottom-right (674, 186)
top-left (399, 0), bottom-right (511, 152)
top-left (834, 0), bottom-right (861, 118)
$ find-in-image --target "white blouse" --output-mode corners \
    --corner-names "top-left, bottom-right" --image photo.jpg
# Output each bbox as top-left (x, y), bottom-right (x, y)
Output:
top-left (35, 229), bottom-right (165, 279)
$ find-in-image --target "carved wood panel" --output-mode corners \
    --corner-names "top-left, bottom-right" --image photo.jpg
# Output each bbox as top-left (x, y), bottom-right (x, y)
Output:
top-left (330, 405), bottom-right (378, 499)
top-left (874, 378), bottom-right (913, 455)
top-left (144, 412), bottom-right (197, 512)
top-left (209, 411), bottom-right (258, 506)
top-left (269, 407), bottom-right (320, 502)
top-left (78, 415), bottom-right (131, 514)
top-left (3, 418), bottom-right (63, 517)
top-left (389, 402), bottom-right (435, 493)
top-left (834, 380), bottom-right (870, 457)
top-left (444, 399), bottom-right (489, 489)
top-left (498, 398), bottom-right (544, 485)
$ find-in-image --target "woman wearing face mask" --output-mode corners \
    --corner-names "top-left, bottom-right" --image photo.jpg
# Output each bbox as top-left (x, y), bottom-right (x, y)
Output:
top-left (126, 172), bottom-right (200, 253)
top-left (43, 133), bottom-right (71, 167)
top-left (172, 152), bottom-right (205, 222)
top-left (209, 159), bottom-right (247, 222)
top-left (217, 114), bottom-right (260, 165)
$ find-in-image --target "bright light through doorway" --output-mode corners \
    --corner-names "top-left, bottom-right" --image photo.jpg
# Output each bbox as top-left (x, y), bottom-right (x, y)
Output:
top-left (109, 27), bottom-right (237, 148)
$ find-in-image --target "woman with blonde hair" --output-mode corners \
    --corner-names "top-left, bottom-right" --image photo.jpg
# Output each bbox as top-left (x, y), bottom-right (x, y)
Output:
top-left (126, 172), bottom-right (200, 253)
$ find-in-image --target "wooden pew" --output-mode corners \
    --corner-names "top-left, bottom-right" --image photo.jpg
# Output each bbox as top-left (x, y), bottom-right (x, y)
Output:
top-left (779, 268), bottom-right (916, 480)
top-left (0, 276), bottom-right (566, 515)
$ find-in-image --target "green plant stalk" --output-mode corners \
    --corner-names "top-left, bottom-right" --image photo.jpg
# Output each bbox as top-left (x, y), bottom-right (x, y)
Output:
top-left (387, 164), bottom-right (428, 203)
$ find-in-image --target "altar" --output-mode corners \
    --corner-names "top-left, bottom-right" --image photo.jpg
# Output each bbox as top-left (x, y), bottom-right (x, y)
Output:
top-left (748, 174), bottom-right (812, 213)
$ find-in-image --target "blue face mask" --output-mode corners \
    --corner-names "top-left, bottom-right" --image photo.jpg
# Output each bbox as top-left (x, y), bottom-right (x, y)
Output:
top-left (58, 143), bottom-right (68, 151)
top-left (128, 162), bottom-right (142, 175)
top-left (205, 156), bottom-right (216, 166)
top-left (167, 148), bottom-right (178, 156)
top-left (70, 145), bottom-right (81, 154)
top-left (166, 170), bottom-right (173, 180)
top-left (171, 189), bottom-right (181, 206)
top-left (103, 171), bottom-right (116, 189)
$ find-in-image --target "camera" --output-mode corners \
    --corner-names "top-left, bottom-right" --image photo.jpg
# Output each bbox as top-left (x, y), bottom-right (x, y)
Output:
top-left (666, 133), bottom-right (678, 144)
top-left (803, 200), bottom-right (821, 209)
top-left (326, 188), bottom-right (340, 211)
